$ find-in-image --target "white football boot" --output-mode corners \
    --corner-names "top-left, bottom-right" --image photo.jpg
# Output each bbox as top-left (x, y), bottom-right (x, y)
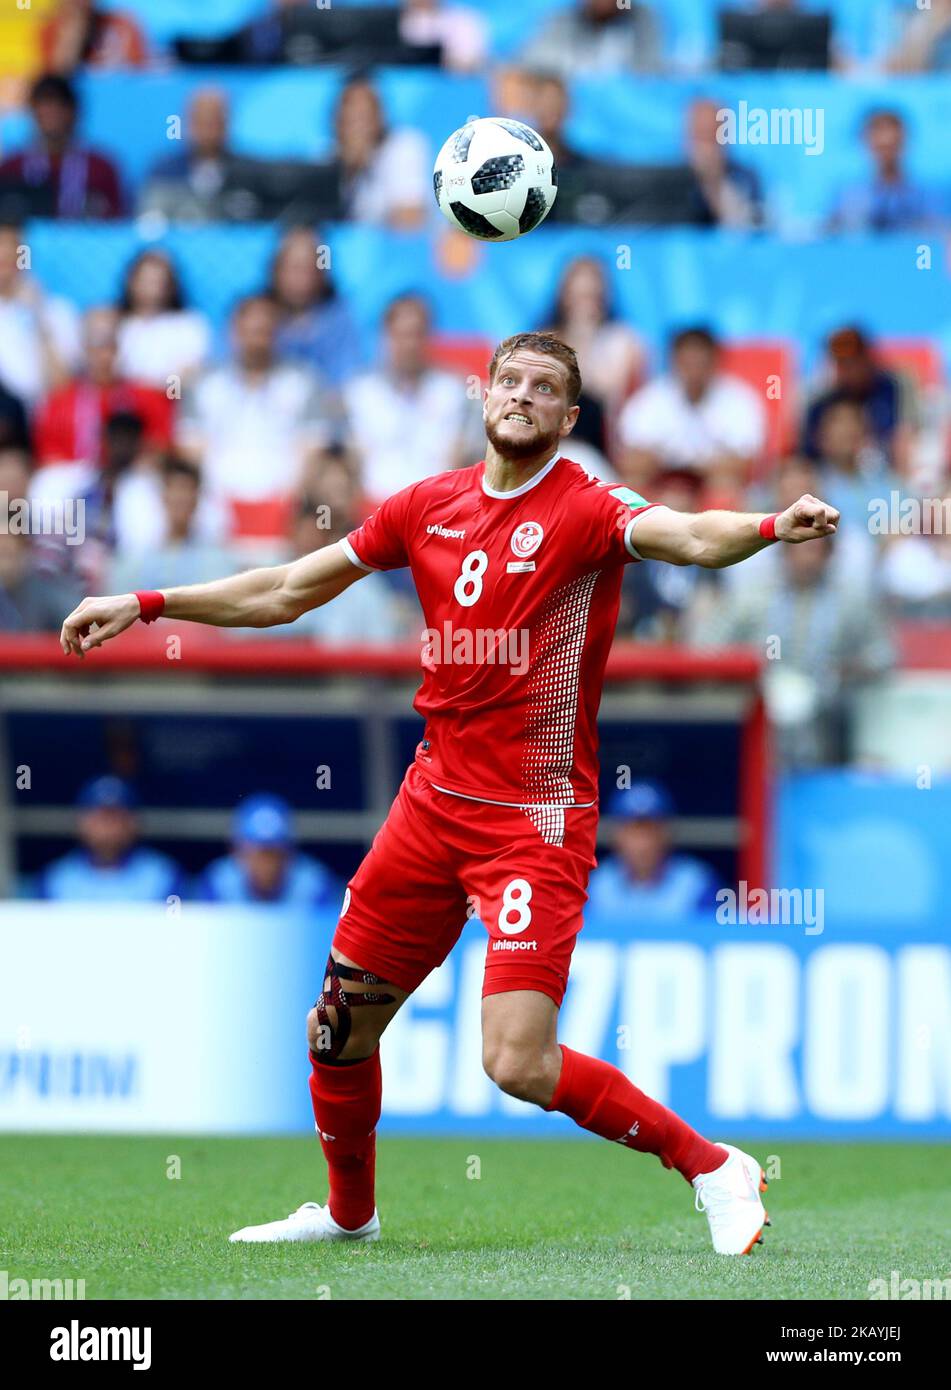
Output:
top-left (229, 1201), bottom-right (380, 1244)
top-left (692, 1143), bottom-right (769, 1255)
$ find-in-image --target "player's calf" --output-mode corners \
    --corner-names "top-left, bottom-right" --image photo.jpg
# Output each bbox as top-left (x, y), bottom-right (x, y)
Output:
top-left (307, 950), bottom-right (408, 1233)
top-left (481, 990), bottom-right (563, 1106)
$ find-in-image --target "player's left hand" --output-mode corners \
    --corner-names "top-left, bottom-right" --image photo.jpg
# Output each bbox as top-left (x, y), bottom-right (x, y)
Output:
top-left (775, 494), bottom-right (840, 543)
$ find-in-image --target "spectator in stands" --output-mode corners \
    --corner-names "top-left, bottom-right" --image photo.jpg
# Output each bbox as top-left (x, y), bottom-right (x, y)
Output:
top-left (40, 0), bottom-right (148, 73)
top-left (684, 98), bottom-right (765, 230)
top-left (30, 409), bottom-right (162, 591)
top-left (398, 0), bottom-right (488, 72)
top-left (0, 74), bottom-right (123, 220)
top-left (328, 76), bottom-right (429, 229)
top-left (258, 453), bottom-right (407, 643)
top-left (587, 782), bottom-right (720, 922)
top-left (525, 72), bottom-right (611, 228)
top-left (812, 398), bottom-right (893, 535)
top-left (0, 220), bottom-right (80, 410)
top-left (201, 0), bottom-right (292, 64)
top-left (108, 454), bottom-right (237, 594)
top-left (0, 445), bottom-right (32, 504)
top-left (343, 293), bottom-right (477, 504)
top-left (175, 0), bottom-right (340, 65)
top-left (0, 519), bottom-right (81, 632)
top-left (699, 527), bottom-right (895, 768)
top-left (826, 109), bottom-right (939, 233)
top-left (618, 469), bottom-right (707, 641)
top-left (34, 306), bottom-right (174, 465)
top-left (37, 776), bottom-right (183, 902)
top-left (520, 0), bottom-right (661, 77)
top-left (887, 0), bottom-right (951, 72)
top-left (177, 293), bottom-right (337, 542)
top-left (717, 0), bottom-right (835, 71)
top-left (711, 454), bottom-right (879, 611)
top-left (801, 325), bottom-right (913, 471)
top-left (196, 793), bottom-right (341, 908)
top-left (139, 88), bottom-right (238, 225)
top-left (116, 249), bottom-right (210, 392)
top-left (0, 381), bottom-right (30, 453)
top-left (879, 480), bottom-right (951, 618)
top-left (617, 326), bottom-right (766, 500)
top-left (267, 227), bottom-right (362, 389)
top-left (543, 255), bottom-right (646, 428)
top-left (527, 70), bottom-right (585, 167)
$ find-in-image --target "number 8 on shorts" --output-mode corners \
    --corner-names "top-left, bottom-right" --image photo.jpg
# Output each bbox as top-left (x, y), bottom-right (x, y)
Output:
top-left (498, 878), bottom-right (533, 935)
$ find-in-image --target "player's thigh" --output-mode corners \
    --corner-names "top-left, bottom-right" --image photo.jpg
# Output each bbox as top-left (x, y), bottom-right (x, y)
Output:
top-left (464, 804), bottom-right (598, 1010)
top-left (331, 767), bottom-right (470, 998)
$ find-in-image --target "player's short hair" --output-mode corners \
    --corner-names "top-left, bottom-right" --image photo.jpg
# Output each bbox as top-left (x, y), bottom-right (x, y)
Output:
top-left (488, 333), bottom-right (582, 406)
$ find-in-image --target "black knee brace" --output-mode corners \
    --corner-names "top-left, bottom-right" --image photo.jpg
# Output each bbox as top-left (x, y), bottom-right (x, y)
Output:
top-left (312, 954), bottom-right (397, 1063)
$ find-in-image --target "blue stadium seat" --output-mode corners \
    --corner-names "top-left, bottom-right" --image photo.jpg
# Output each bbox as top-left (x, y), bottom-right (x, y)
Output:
top-left (96, 0), bottom-right (930, 67)
top-left (96, 0), bottom-right (264, 44)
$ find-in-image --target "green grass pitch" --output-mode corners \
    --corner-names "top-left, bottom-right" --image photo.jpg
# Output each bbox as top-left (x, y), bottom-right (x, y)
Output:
top-left (1, 1136), bottom-right (945, 1300)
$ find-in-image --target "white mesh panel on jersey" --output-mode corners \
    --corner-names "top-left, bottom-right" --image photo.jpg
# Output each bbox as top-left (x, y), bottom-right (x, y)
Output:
top-left (522, 803), bottom-right (566, 847)
top-left (520, 568), bottom-right (600, 832)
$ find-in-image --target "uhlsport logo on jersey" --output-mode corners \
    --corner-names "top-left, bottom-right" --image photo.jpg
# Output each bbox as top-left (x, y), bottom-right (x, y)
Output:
top-left (510, 521), bottom-right (544, 558)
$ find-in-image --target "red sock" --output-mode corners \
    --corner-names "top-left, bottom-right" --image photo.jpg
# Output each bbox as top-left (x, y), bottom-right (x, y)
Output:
top-left (546, 1044), bottom-right (726, 1183)
top-left (308, 1048), bottom-right (381, 1230)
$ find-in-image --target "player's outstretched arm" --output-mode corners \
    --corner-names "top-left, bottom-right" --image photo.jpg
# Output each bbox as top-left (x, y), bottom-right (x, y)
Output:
top-left (60, 541), bottom-right (365, 658)
top-left (630, 493), bottom-right (840, 569)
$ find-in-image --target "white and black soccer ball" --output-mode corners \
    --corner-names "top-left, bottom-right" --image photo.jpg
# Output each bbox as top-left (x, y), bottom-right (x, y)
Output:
top-left (433, 117), bottom-right (557, 241)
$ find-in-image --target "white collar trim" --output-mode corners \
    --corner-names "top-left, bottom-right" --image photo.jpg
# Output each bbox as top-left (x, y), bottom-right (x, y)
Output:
top-left (481, 451), bottom-right (563, 500)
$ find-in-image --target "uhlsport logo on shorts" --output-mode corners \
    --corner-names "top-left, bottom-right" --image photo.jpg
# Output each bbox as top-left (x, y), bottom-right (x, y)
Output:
top-left (510, 521), bottom-right (544, 558)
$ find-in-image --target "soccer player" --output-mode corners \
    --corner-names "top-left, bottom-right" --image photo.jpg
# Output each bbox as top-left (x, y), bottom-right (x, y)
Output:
top-left (60, 333), bottom-right (840, 1255)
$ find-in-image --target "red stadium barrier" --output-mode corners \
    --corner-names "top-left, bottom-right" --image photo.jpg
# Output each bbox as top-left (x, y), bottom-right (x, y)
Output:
top-left (0, 630), bottom-right (761, 680)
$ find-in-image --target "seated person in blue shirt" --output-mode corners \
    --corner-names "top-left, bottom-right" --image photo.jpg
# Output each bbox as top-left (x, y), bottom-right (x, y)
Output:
top-left (587, 781), bottom-right (720, 922)
top-left (38, 776), bottom-right (183, 902)
top-left (801, 325), bottom-right (908, 468)
top-left (826, 109), bottom-right (940, 233)
top-left (197, 793), bottom-right (341, 907)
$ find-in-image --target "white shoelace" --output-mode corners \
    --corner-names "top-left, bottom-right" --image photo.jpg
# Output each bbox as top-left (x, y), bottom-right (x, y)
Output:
top-left (694, 1176), bottom-right (738, 1223)
top-left (287, 1202), bottom-right (322, 1221)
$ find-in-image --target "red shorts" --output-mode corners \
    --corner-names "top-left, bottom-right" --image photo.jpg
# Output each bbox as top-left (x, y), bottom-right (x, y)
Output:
top-left (333, 764), bottom-right (598, 1007)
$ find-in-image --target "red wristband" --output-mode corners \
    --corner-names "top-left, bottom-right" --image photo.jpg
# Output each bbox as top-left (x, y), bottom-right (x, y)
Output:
top-left (135, 590), bottom-right (166, 624)
top-left (758, 513), bottom-right (779, 542)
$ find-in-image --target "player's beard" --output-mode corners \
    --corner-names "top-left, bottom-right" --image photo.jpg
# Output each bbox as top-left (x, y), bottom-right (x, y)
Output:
top-left (485, 414), bottom-right (561, 460)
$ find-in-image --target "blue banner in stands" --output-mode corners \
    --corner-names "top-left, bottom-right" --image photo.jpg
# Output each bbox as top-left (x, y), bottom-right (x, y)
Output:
top-left (1, 903), bottom-right (947, 1139)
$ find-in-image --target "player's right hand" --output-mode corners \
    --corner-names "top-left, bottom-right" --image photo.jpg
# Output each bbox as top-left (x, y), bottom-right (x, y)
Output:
top-left (60, 594), bottom-right (141, 659)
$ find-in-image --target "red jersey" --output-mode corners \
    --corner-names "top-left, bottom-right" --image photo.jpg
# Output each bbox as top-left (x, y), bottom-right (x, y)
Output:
top-left (34, 379), bottom-right (174, 465)
top-left (343, 452), bottom-right (659, 809)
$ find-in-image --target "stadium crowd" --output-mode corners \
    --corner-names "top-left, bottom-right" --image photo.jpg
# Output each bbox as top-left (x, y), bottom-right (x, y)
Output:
top-left (0, 0), bottom-right (948, 881)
